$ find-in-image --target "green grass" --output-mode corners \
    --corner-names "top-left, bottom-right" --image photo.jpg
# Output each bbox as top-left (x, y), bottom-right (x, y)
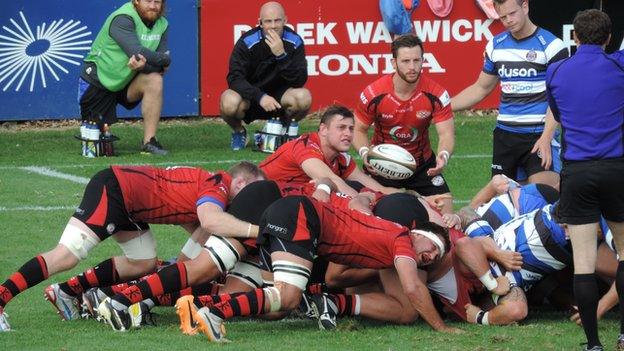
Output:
top-left (0, 115), bottom-right (618, 350)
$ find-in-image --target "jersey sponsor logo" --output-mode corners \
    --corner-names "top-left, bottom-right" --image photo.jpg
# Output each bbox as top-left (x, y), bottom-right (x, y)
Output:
top-left (416, 110), bottom-right (431, 119)
top-left (431, 175), bottom-right (445, 186)
top-left (266, 223), bottom-right (288, 236)
top-left (500, 82), bottom-right (535, 94)
top-left (497, 64), bottom-right (537, 78)
top-left (389, 126), bottom-right (418, 142)
top-left (140, 34), bottom-right (162, 41)
top-left (439, 90), bottom-right (451, 107)
top-left (380, 113), bottom-right (394, 120)
top-left (526, 50), bottom-right (537, 62)
top-left (359, 92), bottom-right (368, 105)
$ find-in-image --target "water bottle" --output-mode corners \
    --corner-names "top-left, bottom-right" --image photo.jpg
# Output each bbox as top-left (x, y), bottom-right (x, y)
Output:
top-left (264, 118), bottom-right (279, 152)
top-left (80, 121), bottom-right (88, 156)
top-left (287, 119), bottom-right (299, 138)
top-left (102, 124), bottom-right (112, 156)
top-left (85, 122), bottom-right (98, 158)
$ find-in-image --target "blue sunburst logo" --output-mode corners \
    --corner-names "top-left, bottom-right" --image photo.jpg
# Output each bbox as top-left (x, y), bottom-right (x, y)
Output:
top-left (0, 11), bottom-right (92, 92)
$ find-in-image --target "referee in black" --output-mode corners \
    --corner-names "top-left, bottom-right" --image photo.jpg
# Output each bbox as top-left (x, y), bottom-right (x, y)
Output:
top-left (544, 9), bottom-right (624, 351)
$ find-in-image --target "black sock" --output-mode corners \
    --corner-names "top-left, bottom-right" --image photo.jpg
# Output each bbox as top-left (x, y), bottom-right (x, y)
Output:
top-left (616, 261), bottom-right (624, 335)
top-left (574, 273), bottom-right (601, 348)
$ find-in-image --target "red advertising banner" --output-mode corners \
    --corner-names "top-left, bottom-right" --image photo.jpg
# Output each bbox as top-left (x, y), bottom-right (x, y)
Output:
top-left (200, 0), bottom-right (504, 116)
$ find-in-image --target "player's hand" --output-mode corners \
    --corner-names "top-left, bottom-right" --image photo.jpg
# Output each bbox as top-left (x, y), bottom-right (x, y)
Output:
top-left (442, 213), bottom-right (462, 230)
top-left (464, 303), bottom-right (482, 324)
top-left (312, 187), bottom-right (331, 203)
top-left (492, 275), bottom-right (511, 296)
top-left (531, 136), bottom-right (552, 169)
top-left (128, 54), bottom-right (147, 71)
top-left (492, 174), bottom-right (519, 194)
top-left (569, 306), bottom-right (582, 326)
top-left (426, 155), bottom-right (446, 176)
top-left (265, 29), bottom-right (285, 57)
top-left (495, 249), bottom-right (523, 271)
top-left (259, 94), bottom-right (281, 112)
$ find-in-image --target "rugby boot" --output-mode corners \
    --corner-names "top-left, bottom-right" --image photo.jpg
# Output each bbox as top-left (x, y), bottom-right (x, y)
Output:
top-left (44, 283), bottom-right (81, 321)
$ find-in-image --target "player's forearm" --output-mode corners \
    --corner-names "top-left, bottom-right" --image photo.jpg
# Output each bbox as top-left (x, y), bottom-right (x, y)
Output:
top-left (353, 128), bottom-right (370, 154)
top-left (406, 285), bottom-right (448, 331)
top-left (451, 85), bottom-right (488, 112)
top-left (539, 110), bottom-right (560, 140)
top-left (201, 212), bottom-right (258, 239)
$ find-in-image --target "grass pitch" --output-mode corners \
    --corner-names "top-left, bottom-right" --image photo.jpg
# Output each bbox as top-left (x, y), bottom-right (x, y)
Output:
top-left (0, 116), bottom-right (618, 350)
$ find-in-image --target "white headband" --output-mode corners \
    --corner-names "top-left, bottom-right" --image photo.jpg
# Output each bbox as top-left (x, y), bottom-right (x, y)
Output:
top-left (411, 229), bottom-right (445, 258)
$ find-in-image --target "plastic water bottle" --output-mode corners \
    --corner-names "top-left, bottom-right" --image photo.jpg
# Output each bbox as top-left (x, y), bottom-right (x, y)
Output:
top-left (102, 124), bottom-right (112, 156)
top-left (287, 119), bottom-right (299, 138)
top-left (85, 122), bottom-right (99, 157)
top-left (80, 121), bottom-right (88, 156)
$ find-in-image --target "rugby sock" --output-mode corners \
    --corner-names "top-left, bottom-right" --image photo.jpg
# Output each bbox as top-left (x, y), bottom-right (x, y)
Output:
top-left (616, 261), bottom-right (624, 334)
top-left (153, 282), bottom-right (220, 307)
top-left (112, 262), bottom-right (188, 307)
top-left (327, 293), bottom-right (360, 316)
top-left (574, 273), bottom-right (601, 348)
top-left (196, 291), bottom-right (246, 309)
top-left (209, 288), bottom-right (266, 319)
top-left (58, 258), bottom-right (119, 296)
top-left (0, 256), bottom-right (48, 307)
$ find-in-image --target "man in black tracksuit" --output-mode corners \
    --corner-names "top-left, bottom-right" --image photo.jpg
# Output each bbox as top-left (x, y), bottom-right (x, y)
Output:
top-left (220, 1), bottom-right (311, 151)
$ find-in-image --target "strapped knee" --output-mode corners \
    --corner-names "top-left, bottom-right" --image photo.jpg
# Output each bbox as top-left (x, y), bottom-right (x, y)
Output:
top-left (264, 286), bottom-right (282, 312)
top-left (205, 235), bottom-right (240, 273)
top-left (272, 260), bottom-right (310, 291)
top-left (181, 237), bottom-right (203, 259)
top-left (59, 223), bottom-right (101, 260)
top-left (118, 231), bottom-right (157, 260)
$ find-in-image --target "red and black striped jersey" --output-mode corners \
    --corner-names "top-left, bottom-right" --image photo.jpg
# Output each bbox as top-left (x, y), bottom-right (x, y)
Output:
top-left (312, 200), bottom-right (416, 269)
top-left (112, 166), bottom-right (231, 224)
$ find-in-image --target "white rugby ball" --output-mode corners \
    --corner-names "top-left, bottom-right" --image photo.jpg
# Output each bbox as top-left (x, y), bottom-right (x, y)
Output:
top-left (367, 144), bottom-right (417, 180)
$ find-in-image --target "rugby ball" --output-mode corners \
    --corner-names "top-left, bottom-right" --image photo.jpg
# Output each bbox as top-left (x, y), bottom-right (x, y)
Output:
top-left (367, 144), bottom-right (417, 180)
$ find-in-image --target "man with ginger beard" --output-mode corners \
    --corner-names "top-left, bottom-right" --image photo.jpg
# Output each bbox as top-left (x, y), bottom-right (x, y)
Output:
top-left (78, 0), bottom-right (171, 154)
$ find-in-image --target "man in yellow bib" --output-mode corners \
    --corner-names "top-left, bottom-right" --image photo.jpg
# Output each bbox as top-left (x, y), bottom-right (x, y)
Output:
top-left (78, 0), bottom-right (170, 155)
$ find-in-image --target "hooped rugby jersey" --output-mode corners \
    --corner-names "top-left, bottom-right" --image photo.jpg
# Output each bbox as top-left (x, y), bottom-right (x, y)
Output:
top-left (112, 166), bottom-right (231, 224)
top-left (483, 27), bottom-right (568, 133)
top-left (355, 73), bottom-right (453, 165)
top-left (259, 132), bottom-right (356, 183)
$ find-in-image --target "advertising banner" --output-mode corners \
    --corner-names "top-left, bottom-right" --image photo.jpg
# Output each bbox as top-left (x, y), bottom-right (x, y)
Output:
top-left (200, 0), bottom-right (505, 116)
top-left (0, 0), bottom-right (198, 120)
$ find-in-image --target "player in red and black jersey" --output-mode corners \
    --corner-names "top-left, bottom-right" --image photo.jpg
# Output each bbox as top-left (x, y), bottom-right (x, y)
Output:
top-left (354, 34), bottom-right (455, 212)
top-left (176, 195), bottom-right (460, 342)
top-left (0, 162), bottom-right (263, 329)
top-left (260, 104), bottom-right (399, 197)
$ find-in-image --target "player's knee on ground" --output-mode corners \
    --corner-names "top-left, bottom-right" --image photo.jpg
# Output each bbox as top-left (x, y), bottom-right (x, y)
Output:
top-left (59, 222), bottom-right (101, 261)
top-left (205, 235), bottom-right (240, 273)
top-left (220, 90), bottom-right (244, 117)
top-left (397, 308), bottom-right (419, 324)
top-left (498, 287), bottom-right (528, 323)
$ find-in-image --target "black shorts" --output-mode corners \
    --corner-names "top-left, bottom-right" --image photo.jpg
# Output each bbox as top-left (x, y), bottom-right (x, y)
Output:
top-left (243, 86), bottom-right (291, 124)
top-left (373, 193), bottom-right (429, 228)
top-left (257, 196), bottom-right (320, 264)
top-left (367, 155), bottom-right (451, 195)
top-left (557, 158), bottom-right (624, 224)
top-left (491, 127), bottom-right (550, 179)
top-left (226, 180), bottom-right (284, 253)
top-left (78, 77), bottom-right (140, 125)
top-left (72, 168), bottom-right (149, 240)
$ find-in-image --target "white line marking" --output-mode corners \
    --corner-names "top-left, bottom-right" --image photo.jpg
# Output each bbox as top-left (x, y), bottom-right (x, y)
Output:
top-left (0, 205), bottom-right (75, 211)
top-left (0, 154), bottom-right (491, 171)
top-left (19, 166), bottom-right (89, 184)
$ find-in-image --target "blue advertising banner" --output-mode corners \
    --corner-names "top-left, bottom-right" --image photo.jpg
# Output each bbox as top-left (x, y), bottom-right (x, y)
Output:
top-left (0, 0), bottom-right (198, 121)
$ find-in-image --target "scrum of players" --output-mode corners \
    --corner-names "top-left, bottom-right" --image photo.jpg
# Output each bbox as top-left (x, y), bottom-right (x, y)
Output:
top-left (1, 104), bottom-right (617, 341)
top-left (0, 1), bottom-right (618, 348)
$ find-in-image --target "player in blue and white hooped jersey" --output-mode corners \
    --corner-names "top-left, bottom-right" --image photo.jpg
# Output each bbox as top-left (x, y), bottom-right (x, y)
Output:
top-left (451, 0), bottom-right (568, 188)
top-left (488, 203), bottom-right (571, 292)
top-left (463, 174), bottom-right (559, 238)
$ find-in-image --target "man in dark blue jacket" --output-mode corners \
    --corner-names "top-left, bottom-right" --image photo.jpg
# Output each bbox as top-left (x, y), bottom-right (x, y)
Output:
top-left (545, 9), bottom-right (624, 351)
top-left (220, 1), bottom-right (311, 151)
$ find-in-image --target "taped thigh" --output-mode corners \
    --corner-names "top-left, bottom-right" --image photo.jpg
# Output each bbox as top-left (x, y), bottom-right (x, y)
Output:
top-left (227, 260), bottom-right (263, 288)
top-left (59, 222), bottom-right (101, 260)
top-left (117, 231), bottom-right (157, 260)
top-left (272, 260), bottom-right (311, 291)
top-left (204, 235), bottom-right (240, 273)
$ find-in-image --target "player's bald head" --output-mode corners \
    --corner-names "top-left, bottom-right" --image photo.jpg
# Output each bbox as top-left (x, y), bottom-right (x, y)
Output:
top-left (259, 1), bottom-right (285, 19)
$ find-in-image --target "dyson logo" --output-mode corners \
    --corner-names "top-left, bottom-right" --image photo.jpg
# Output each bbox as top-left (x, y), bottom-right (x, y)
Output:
top-left (498, 64), bottom-right (537, 78)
